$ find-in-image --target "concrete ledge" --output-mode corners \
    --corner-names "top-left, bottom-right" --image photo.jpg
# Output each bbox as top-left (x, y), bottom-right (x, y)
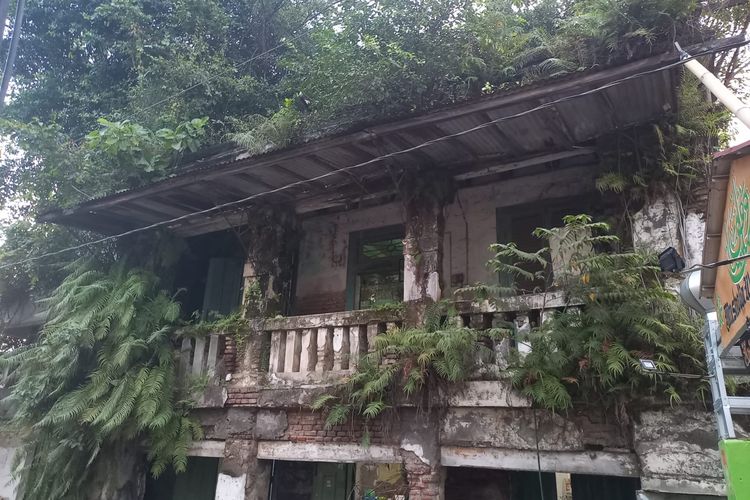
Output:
top-left (446, 381), bottom-right (530, 408)
top-left (441, 446), bottom-right (640, 477)
top-left (640, 477), bottom-right (726, 497)
top-left (257, 441), bottom-right (400, 463)
top-left (188, 440), bottom-right (225, 458)
top-left (263, 309), bottom-right (402, 330)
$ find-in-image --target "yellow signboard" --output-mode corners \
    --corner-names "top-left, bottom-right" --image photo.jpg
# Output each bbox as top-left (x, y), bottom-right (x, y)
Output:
top-left (715, 155), bottom-right (750, 351)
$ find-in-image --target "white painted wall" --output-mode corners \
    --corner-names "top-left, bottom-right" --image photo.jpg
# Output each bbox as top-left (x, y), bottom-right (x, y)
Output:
top-left (0, 441), bottom-right (18, 500)
top-left (214, 473), bottom-right (246, 500)
top-left (294, 166), bottom-right (598, 309)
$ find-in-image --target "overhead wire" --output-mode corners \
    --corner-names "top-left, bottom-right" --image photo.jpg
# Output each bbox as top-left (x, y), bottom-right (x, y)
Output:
top-left (2, 38), bottom-right (750, 271)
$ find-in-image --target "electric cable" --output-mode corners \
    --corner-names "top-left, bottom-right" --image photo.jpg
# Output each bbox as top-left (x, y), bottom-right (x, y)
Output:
top-left (2, 39), bottom-right (749, 271)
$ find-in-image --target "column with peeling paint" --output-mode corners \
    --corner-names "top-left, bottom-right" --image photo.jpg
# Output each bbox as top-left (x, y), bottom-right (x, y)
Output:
top-left (402, 173), bottom-right (454, 326)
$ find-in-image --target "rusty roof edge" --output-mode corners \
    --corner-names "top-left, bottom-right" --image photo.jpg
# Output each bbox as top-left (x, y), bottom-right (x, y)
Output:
top-left (39, 36), bottom-right (743, 225)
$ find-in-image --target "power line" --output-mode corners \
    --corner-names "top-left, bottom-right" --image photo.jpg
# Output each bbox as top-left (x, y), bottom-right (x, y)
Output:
top-left (2, 39), bottom-right (749, 271)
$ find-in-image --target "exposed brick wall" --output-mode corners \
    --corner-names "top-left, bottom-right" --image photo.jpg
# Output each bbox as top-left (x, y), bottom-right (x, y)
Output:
top-left (294, 291), bottom-right (346, 316)
top-left (226, 387), bottom-right (261, 406)
top-left (286, 411), bottom-right (384, 444)
top-left (402, 450), bottom-right (443, 500)
top-left (222, 335), bottom-right (237, 373)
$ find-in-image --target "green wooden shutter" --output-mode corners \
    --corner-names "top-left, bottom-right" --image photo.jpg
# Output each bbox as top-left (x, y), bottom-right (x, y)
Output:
top-left (201, 257), bottom-right (243, 320)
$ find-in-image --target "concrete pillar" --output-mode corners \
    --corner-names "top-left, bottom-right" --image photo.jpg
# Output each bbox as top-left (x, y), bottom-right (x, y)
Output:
top-left (219, 436), bottom-right (271, 500)
top-left (401, 174), bottom-right (454, 327)
top-left (399, 410), bottom-right (445, 500)
top-left (84, 440), bottom-right (146, 500)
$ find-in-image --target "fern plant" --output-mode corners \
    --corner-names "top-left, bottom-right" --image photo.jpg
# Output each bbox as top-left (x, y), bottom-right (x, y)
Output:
top-left (0, 261), bottom-right (201, 500)
top-left (495, 215), bottom-right (705, 411)
top-left (312, 303), bottom-right (504, 436)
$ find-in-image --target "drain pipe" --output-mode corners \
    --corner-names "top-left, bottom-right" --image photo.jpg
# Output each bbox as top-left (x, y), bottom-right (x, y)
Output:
top-left (676, 42), bottom-right (750, 131)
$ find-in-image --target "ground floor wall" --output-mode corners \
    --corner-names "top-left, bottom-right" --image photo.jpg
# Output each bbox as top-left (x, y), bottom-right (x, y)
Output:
top-left (188, 382), bottom-right (734, 500)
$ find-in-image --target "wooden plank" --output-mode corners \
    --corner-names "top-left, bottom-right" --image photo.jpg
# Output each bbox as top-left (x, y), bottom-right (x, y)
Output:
top-left (454, 148), bottom-right (596, 181)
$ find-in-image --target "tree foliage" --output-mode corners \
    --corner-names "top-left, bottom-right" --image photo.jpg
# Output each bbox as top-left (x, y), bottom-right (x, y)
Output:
top-left (0, 262), bottom-right (199, 500)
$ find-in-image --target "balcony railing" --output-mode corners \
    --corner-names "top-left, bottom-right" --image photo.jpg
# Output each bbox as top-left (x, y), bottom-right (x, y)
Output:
top-left (454, 291), bottom-right (580, 354)
top-left (176, 292), bottom-right (581, 393)
top-left (262, 309), bottom-right (403, 380)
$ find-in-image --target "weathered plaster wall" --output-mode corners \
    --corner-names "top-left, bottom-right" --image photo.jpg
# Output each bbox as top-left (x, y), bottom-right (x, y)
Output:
top-left (631, 192), bottom-right (706, 269)
top-left (294, 165), bottom-right (598, 314)
top-left (196, 394), bottom-right (729, 499)
top-left (633, 409), bottom-right (730, 497)
top-left (295, 202), bottom-right (405, 314)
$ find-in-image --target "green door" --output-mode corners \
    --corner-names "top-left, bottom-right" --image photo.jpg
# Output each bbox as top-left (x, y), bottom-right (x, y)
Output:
top-left (312, 463), bottom-right (354, 500)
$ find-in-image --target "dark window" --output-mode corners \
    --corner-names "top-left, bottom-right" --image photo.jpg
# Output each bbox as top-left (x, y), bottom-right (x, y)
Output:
top-left (346, 226), bottom-right (404, 310)
top-left (496, 198), bottom-right (592, 294)
top-left (144, 457), bottom-right (219, 500)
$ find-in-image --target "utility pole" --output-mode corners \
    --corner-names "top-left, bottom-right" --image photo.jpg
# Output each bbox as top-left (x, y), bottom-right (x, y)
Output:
top-left (0, 0), bottom-right (26, 107)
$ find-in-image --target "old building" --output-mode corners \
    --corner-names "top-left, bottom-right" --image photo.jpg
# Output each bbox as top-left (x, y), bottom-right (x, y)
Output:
top-left (36, 40), bottom-right (739, 500)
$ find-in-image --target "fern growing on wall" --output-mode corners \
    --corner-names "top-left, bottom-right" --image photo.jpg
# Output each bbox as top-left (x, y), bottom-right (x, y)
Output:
top-left (0, 261), bottom-right (200, 500)
top-left (312, 303), bottom-right (504, 435)
top-left (496, 215), bottom-right (706, 411)
top-left (315, 215), bottom-right (706, 422)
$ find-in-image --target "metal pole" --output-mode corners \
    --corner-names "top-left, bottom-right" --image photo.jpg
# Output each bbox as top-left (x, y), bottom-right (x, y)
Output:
top-left (704, 312), bottom-right (736, 439)
top-left (0, 0), bottom-right (26, 107)
top-left (676, 42), bottom-right (750, 132)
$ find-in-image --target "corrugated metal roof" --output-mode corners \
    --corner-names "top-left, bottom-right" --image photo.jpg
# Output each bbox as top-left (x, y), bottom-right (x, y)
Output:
top-left (42, 39), bottom-right (740, 237)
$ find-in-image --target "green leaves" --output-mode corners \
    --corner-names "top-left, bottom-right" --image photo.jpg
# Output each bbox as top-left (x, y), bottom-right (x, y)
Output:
top-left (1, 261), bottom-right (198, 500)
top-left (500, 214), bottom-right (705, 411)
top-left (84, 116), bottom-right (209, 185)
top-left (312, 304), bottom-right (502, 434)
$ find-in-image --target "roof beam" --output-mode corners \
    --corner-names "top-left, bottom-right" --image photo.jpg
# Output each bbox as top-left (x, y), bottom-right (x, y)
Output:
top-left (453, 148), bottom-right (597, 181)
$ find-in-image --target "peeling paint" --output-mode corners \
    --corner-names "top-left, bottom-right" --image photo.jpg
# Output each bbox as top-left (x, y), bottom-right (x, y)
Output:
top-left (401, 442), bottom-right (430, 465)
top-left (215, 473), bottom-right (246, 500)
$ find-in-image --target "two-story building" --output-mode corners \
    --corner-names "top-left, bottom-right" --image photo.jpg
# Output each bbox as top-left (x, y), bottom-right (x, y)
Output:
top-left (38, 39), bottom-right (742, 500)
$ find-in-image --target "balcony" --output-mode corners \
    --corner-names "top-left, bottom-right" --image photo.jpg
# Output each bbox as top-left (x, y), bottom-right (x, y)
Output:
top-left (262, 309), bottom-right (404, 383)
top-left (175, 290), bottom-right (581, 401)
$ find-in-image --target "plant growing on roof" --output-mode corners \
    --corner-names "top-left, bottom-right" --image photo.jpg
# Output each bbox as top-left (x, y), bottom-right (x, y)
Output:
top-left (0, 261), bottom-right (201, 500)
